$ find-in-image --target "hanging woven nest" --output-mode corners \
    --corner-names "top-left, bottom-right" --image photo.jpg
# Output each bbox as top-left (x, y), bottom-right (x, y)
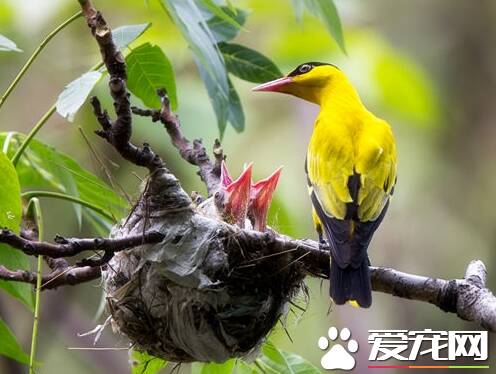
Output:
top-left (102, 170), bottom-right (307, 363)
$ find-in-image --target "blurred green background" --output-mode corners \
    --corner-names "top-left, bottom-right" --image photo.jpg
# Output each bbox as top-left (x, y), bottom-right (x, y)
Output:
top-left (1, 0), bottom-right (495, 373)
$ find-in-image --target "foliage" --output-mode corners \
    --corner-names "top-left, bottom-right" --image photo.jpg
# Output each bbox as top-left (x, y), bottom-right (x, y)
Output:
top-left (191, 360), bottom-right (235, 374)
top-left (0, 151), bottom-right (32, 309)
top-left (1, 132), bottom-right (129, 222)
top-left (256, 342), bottom-right (321, 373)
top-left (300, 0), bottom-right (346, 53)
top-left (56, 23), bottom-right (153, 122)
top-left (56, 71), bottom-right (103, 122)
top-left (161, 0), bottom-right (232, 135)
top-left (0, 152), bottom-right (31, 364)
top-left (207, 7), bottom-right (248, 43)
top-left (49, 0), bottom-right (347, 138)
top-left (0, 316), bottom-right (30, 364)
top-left (0, 33), bottom-right (22, 52)
top-left (126, 42), bottom-right (177, 109)
top-left (158, 0), bottom-right (345, 136)
top-left (219, 42), bottom-right (282, 83)
top-left (112, 23), bottom-right (151, 50)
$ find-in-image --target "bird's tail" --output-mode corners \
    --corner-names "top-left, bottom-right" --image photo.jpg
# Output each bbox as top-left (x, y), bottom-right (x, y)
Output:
top-left (329, 257), bottom-right (372, 308)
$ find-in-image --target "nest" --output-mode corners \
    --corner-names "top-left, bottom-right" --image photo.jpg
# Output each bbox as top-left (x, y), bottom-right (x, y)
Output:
top-left (102, 178), bottom-right (307, 363)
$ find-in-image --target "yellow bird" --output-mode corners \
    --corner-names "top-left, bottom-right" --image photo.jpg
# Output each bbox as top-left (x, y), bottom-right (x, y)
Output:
top-left (253, 62), bottom-right (397, 307)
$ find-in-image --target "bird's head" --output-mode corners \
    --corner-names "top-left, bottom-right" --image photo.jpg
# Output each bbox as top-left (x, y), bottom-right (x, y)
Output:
top-left (252, 62), bottom-right (342, 104)
top-left (215, 161), bottom-right (253, 227)
top-left (249, 166), bottom-right (283, 232)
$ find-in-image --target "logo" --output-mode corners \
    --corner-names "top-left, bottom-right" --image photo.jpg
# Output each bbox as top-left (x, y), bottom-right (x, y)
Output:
top-left (318, 326), bottom-right (358, 370)
top-left (368, 329), bottom-right (488, 363)
top-left (318, 327), bottom-right (489, 370)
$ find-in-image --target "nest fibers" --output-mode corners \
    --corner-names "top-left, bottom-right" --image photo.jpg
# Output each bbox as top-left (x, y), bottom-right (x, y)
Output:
top-left (102, 177), bottom-right (307, 363)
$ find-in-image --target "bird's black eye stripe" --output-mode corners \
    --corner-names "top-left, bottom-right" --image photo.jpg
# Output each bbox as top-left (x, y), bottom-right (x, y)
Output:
top-left (288, 63), bottom-right (313, 77)
top-left (287, 62), bottom-right (339, 77)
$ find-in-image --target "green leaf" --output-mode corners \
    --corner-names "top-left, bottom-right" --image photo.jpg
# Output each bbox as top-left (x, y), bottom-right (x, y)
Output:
top-left (196, 60), bottom-right (244, 137)
top-left (206, 6), bottom-right (248, 42)
top-left (56, 71), bottom-right (102, 122)
top-left (126, 43), bottom-right (177, 110)
top-left (0, 316), bottom-right (30, 364)
top-left (1, 132), bottom-right (129, 224)
top-left (191, 359), bottom-right (235, 374)
top-left (161, 0), bottom-right (230, 134)
top-left (234, 361), bottom-right (261, 374)
top-left (304, 0), bottom-right (346, 53)
top-left (257, 343), bottom-right (321, 374)
top-left (0, 151), bottom-right (34, 310)
top-left (130, 349), bottom-right (167, 374)
top-left (225, 79), bottom-right (244, 133)
top-left (0, 33), bottom-right (22, 52)
top-left (112, 23), bottom-right (151, 50)
top-left (0, 151), bottom-right (21, 237)
top-left (219, 42), bottom-right (282, 83)
top-left (200, 0), bottom-right (243, 29)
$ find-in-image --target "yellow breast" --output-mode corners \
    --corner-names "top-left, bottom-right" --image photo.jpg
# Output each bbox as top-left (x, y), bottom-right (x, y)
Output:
top-left (307, 105), bottom-right (396, 222)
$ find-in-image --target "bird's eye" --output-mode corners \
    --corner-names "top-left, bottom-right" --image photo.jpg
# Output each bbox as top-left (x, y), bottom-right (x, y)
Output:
top-left (299, 64), bottom-right (312, 73)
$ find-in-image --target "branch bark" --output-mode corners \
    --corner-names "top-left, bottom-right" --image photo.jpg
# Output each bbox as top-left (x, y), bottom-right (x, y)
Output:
top-left (80, 0), bottom-right (164, 173)
top-left (0, 228), bottom-right (163, 289)
top-left (370, 260), bottom-right (496, 330)
top-left (2, 225), bottom-right (496, 330)
top-left (0, 229), bottom-right (163, 260)
top-left (132, 89), bottom-right (224, 196)
top-left (0, 264), bottom-right (101, 290)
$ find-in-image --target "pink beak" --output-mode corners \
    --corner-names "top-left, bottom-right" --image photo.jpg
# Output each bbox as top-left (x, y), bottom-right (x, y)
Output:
top-left (225, 163), bottom-right (253, 195)
top-left (252, 77), bottom-right (293, 92)
top-left (249, 166), bottom-right (283, 231)
top-left (220, 160), bottom-right (233, 187)
top-left (222, 162), bottom-right (253, 227)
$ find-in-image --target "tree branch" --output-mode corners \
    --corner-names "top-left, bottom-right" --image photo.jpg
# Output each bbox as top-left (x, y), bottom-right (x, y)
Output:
top-left (79, 0), bottom-right (164, 172)
top-left (83, 0), bottom-right (222, 194)
top-left (0, 229), bottom-right (163, 260)
top-left (371, 260), bottom-right (496, 331)
top-left (0, 264), bottom-right (101, 290)
top-left (0, 227), bottom-right (163, 289)
top-left (3, 219), bottom-right (496, 330)
top-left (132, 89), bottom-right (223, 196)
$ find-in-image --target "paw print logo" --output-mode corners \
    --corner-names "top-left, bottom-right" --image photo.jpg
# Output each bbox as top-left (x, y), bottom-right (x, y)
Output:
top-left (318, 327), bottom-right (358, 370)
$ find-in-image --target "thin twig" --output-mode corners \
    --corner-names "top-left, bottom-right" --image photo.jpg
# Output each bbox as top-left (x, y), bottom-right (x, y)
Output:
top-left (131, 89), bottom-right (222, 196)
top-left (0, 11), bottom-right (83, 111)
